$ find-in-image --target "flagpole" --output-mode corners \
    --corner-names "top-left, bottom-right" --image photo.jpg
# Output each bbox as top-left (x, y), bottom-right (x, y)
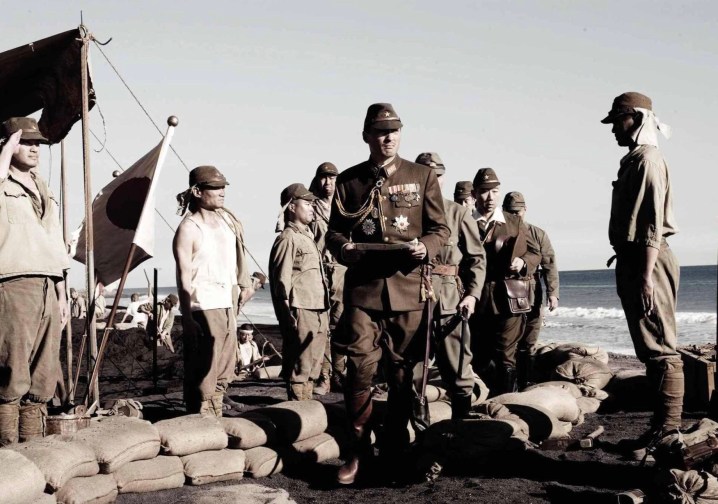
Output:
top-left (79, 25), bottom-right (99, 405)
top-left (83, 116), bottom-right (178, 404)
top-left (61, 139), bottom-right (75, 403)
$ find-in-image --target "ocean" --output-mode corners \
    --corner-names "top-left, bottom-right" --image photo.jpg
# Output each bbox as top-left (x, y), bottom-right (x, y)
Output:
top-left (120, 265), bottom-right (716, 356)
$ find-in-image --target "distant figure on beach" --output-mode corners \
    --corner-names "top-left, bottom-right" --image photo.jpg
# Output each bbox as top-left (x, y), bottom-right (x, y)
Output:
top-left (501, 192), bottom-right (560, 388)
top-left (173, 165), bottom-right (254, 416)
top-left (327, 103), bottom-right (449, 485)
top-left (469, 168), bottom-right (540, 395)
top-left (415, 153), bottom-right (485, 419)
top-left (453, 181), bottom-right (476, 210)
top-left (236, 323), bottom-right (263, 379)
top-left (149, 294), bottom-right (179, 352)
top-left (0, 117), bottom-right (70, 446)
top-left (309, 162), bottom-right (347, 394)
top-left (70, 288), bottom-right (87, 319)
top-left (117, 292), bottom-right (151, 329)
top-left (94, 285), bottom-right (107, 321)
top-left (269, 183), bottom-right (329, 401)
top-left (250, 271), bottom-right (267, 291)
top-left (601, 92), bottom-right (683, 456)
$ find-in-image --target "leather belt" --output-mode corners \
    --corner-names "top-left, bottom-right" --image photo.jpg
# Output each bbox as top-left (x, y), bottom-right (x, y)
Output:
top-left (432, 264), bottom-right (458, 276)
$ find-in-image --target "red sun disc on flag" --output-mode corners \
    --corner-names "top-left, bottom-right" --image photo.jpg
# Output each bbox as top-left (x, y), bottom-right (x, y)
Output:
top-left (106, 177), bottom-right (152, 230)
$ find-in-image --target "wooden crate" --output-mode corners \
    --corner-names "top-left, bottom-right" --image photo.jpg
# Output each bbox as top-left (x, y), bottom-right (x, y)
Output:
top-left (679, 347), bottom-right (716, 410)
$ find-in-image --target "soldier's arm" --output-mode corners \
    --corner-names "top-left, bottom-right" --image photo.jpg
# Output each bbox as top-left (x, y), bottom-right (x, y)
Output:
top-left (269, 233), bottom-right (297, 328)
top-left (173, 219), bottom-right (201, 338)
top-left (458, 207), bottom-right (486, 300)
top-left (539, 230), bottom-right (560, 302)
top-left (516, 221), bottom-right (541, 276)
top-left (0, 130), bottom-right (22, 180)
top-left (419, 169), bottom-right (450, 262)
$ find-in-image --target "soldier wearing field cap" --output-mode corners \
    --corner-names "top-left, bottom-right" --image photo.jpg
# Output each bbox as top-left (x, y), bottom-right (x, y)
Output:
top-left (174, 165), bottom-right (254, 416)
top-left (308, 162), bottom-right (347, 394)
top-left (327, 103), bottom-right (449, 484)
top-left (270, 183), bottom-right (330, 400)
top-left (600, 91), bottom-right (683, 455)
top-left (0, 117), bottom-right (69, 446)
top-left (502, 191), bottom-right (559, 388)
top-left (453, 181), bottom-right (476, 210)
top-left (415, 152), bottom-right (485, 419)
top-left (469, 168), bottom-right (540, 395)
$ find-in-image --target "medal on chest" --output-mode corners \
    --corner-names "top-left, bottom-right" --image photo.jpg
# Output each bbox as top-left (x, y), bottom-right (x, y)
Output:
top-left (361, 218), bottom-right (377, 236)
top-left (392, 214), bottom-right (409, 234)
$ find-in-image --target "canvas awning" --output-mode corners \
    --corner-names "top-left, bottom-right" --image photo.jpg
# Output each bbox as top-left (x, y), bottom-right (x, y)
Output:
top-left (0, 28), bottom-right (96, 144)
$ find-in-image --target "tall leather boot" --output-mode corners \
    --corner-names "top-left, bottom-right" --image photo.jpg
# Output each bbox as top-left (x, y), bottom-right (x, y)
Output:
top-left (498, 366), bottom-right (518, 395)
top-left (450, 394), bottom-right (472, 420)
top-left (337, 389), bottom-right (373, 485)
top-left (516, 349), bottom-right (533, 390)
top-left (19, 402), bottom-right (46, 442)
top-left (655, 359), bottom-right (684, 431)
top-left (0, 401), bottom-right (20, 447)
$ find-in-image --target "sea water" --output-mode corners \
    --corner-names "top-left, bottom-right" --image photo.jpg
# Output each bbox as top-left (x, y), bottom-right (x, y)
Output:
top-left (121, 265), bottom-right (716, 356)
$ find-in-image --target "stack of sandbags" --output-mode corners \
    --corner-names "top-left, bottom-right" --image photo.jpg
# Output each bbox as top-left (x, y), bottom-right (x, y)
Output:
top-left (0, 449), bottom-right (50, 504)
top-left (155, 414), bottom-right (245, 486)
top-left (534, 342), bottom-right (611, 385)
top-left (660, 469), bottom-right (718, 503)
top-left (524, 380), bottom-right (608, 415)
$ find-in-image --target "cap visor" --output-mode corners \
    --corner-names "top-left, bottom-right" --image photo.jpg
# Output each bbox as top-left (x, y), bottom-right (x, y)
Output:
top-left (22, 132), bottom-right (50, 144)
top-left (475, 182), bottom-right (500, 190)
top-left (369, 120), bottom-right (403, 131)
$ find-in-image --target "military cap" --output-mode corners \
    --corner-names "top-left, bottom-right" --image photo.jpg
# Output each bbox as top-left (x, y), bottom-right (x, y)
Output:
top-left (473, 167), bottom-right (500, 190)
top-left (1, 117), bottom-right (49, 144)
top-left (251, 271), bottom-right (267, 288)
top-left (363, 103), bottom-right (403, 132)
top-left (415, 152), bottom-right (445, 175)
top-left (502, 191), bottom-right (526, 211)
top-left (601, 92), bottom-right (653, 124)
top-left (281, 183), bottom-right (317, 206)
top-left (315, 162), bottom-right (338, 177)
top-left (454, 181), bottom-right (474, 201)
top-left (189, 165), bottom-right (229, 188)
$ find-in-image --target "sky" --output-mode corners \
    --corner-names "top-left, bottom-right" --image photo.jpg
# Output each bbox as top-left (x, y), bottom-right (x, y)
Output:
top-left (4, 0), bottom-right (717, 289)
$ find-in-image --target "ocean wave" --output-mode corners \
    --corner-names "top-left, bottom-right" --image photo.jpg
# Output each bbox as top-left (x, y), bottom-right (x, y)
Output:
top-left (547, 307), bottom-right (716, 324)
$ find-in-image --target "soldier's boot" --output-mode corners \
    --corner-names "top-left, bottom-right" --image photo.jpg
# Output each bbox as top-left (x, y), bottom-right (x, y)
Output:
top-left (210, 393), bottom-right (224, 417)
top-left (498, 366), bottom-right (518, 395)
top-left (337, 389), bottom-right (373, 485)
top-left (516, 349), bottom-right (534, 390)
top-left (288, 382), bottom-right (305, 401)
top-left (451, 394), bottom-right (473, 421)
top-left (314, 372), bottom-right (330, 396)
top-left (0, 400), bottom-right (20, 447)
top-left (19, 402), bottom-right (47, 442)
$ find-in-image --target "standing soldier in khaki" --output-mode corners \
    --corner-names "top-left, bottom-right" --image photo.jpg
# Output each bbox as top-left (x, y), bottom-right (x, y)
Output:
top-left (415, 153), bottom-right (485, 419)
top-left (173, 166), bottom-right (254, 416)
top-left (0, 118), bottom-right (70, 446)
top-left (601, 92), bottom-right (683, 455)
top-left (470, 168), bottom-right (540, 395)
top-left (269, 183), bottom-right (329, 400)
top-left (309, 162), bottom-right (347, 394)
top-left (327, 103), bottom-right (449, 485)
top-left (501, 192), bottom-right (559, 388)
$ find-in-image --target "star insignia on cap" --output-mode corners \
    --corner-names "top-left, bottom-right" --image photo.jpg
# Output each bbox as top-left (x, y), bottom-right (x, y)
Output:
top-left (483, 174), bottom-right (489, 180)
top-left (382, 111), bottom-right (390, 117)
top-left (392, 215), bottom-right (409, 233)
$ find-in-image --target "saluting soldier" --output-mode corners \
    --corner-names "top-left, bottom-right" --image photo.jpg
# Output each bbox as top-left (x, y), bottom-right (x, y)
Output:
top-left (501, 192), bottom-right (559, 388)
top-left (327, 103), bottom-right (449, 485)
top-left (470, 168), bottom-right (540, 395)
top-left (601, 92), bottom-right (683, 457)
top-left (309, 162), bottom-right (347, 394)
top-left (415, 153), bottom-right (485, 419)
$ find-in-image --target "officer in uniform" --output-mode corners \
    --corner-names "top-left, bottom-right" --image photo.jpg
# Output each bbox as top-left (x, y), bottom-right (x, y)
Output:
top-left (502, 192), bottom-right (559, 388)
top-left (309, 162), bottom-right (347, 394)
top-left (453, 181), bottom-right (476, 210)
top-left (415, 153), bottom-right (485, 419)
top-left (327, 103), bottom-right (449, 485)
top-left (601, 92), bottom-right (683, 455)
top-left (469, 168), bottom-right (540, 395)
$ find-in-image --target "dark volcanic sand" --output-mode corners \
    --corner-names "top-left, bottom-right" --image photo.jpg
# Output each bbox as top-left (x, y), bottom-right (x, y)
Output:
top-left (63, 320), bottom-right (705, 504)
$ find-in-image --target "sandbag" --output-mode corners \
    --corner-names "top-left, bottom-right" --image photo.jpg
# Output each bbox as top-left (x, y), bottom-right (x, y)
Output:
top-left (181, 449), bottom-right (246, 486)
top-left (258, 400), bottom-right (327, 443)
top-left (471, 402), bottom-right (530, 441)
top-left (31, 494), bottom-right (57, 504)
top-left (10, 435), bottom-right (99, 491)
top-left (408, 401), bottom-right (454, 443)
top-left (576, 396), bottom-right (602, 414)
top-left (70, 416), bottom-right (160, 473)
top-left (553, 358), bottom-right (613, 390)
top-left (244, 446), bottom-right (283, 478)
top-left (471, 373), bottom-right (490, 405)
top-left (222, 414), bottom-right (278, 449)
top-left (524, 381), bottom-right (582, 398)
top-left (500, 403), bottom-right (567, 442)
top-left (155, 414), bottom-right (228, 456)
top-left (0, 449), bottom-right (48, 504)
top-left (113, 455), bottom-right (185, 494)
top-left (605, 369), bottom-right (651, 411)
top-left (55, 474), bottom-right (117, 504)
top-left (253, 365), bottom-right (282, 379)
top-left (492, 388), bottom-right (581, 424)
top-left (663, 469), bottom-right (718, 503)
top-left (425, 383), bottom-right (449, 403)
top-left (292, 432), bottom-right (341, 463)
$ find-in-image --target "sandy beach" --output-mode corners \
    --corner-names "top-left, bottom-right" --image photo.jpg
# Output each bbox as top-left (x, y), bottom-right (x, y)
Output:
top-left (54, 317), bottom-right (709, 504)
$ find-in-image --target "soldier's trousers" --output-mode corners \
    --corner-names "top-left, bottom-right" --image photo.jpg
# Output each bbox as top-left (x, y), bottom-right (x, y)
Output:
top-left (470, 309), bottom-right (525, 393)
top-left (434, 313), bottom-right (474, 398)
top-left (518, 303), bottom-right (543, 353)
top-left (184, 308), bottom-right (236, 413)
top-left (343, 306), bottom-right (426, 454)
top-left (280, 308), bottom-right (327, 384)
top-left (0, 276), bottom-right (61, 404)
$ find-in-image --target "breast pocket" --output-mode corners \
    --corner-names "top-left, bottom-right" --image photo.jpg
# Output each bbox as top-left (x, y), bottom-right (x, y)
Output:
top-left (294, 248), bottom-right (316, 272)
top-left (3, 189), bottom-right (31, 224)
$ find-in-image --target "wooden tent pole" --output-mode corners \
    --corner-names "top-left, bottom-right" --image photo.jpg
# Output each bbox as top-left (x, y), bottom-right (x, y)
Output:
top-left (80, 27), bottom-right (99, 405)
top-left (60, 139), bottom-right (75, 403)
